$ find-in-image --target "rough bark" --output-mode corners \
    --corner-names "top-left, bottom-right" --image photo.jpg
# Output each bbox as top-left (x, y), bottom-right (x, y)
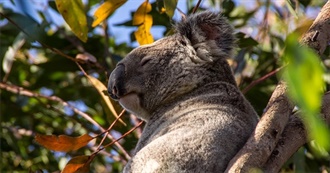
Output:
top-left (264, 92), bottom-right (330, 173)
top-left (300, 0), bottom-right (330, 54)
top-left (225, 82), bottom-right (294, 173)
top-left (226, 1), bottom-right (330, 172)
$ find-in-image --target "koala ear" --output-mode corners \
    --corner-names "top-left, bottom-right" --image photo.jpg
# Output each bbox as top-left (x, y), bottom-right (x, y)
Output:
top-left (176, 11), bottom-right (235, 62)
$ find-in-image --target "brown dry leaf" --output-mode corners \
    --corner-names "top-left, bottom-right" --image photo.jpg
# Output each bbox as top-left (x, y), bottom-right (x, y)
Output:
top-left (76, 52), bottom-right (97, 64)
top-left (92, 0), bottom-right (127, 27)
top-left (86, 75), bottom-right (126, 125)
top-left (133, 1), bottom-right (154, 45)
top-left (35, 134), bottom-right (94, 152)
top-left (61, 155), bottom-right (90, 173)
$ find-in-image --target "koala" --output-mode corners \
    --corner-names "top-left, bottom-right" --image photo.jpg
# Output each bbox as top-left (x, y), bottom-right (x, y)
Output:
top-left (108, 11), bottom-right (259, 173)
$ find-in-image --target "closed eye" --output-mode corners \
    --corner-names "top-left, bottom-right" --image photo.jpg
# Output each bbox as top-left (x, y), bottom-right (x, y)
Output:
top-left (140, 58), bottom-right (152, 66)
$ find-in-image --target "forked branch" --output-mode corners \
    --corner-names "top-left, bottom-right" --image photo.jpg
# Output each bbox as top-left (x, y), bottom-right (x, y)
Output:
top-left (226, 1), bottom-right (330, 172)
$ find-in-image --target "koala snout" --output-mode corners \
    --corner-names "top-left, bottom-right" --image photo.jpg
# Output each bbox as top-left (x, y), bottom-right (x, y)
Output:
top-left (108, 64), bottom-right (126, 100)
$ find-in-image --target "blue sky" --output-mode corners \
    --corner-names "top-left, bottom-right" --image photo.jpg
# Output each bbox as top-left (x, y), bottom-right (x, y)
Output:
top-left (1, 0), bottom-right (222, 46)
top-left (1, 0), bottom-right (321, 48)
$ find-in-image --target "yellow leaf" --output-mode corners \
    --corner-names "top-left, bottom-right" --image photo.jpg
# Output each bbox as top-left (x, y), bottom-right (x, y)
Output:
top-left (87, 75), bottom-right (126, 125)
top-left (35, 134), bottom-right (94, 152)
top-left (92, 0), bottom-right (127, 27)
top-left (134, 25), bottom-right (154, 45)
top-left (55, 0), bottom-right (88, 42)
top-left (61, 155), bottom-right (91, 173)
top-left (133, 1), bottom-right (154, 45)
top-left (133, 1), bottom-right (152, 25)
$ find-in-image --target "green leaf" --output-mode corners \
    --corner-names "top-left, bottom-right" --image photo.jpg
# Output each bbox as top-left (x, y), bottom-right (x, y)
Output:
top-left (283, 33), bottom-right (324, 112)
top-left (55, 0), bottom-right (88, 42)
top-left (282, 33), bottom-right (329, 150)
top-left (3, 11), bottom-right (47, 42)
top-left (163, 0), bottom-right (177, 19)
top-left (222, 0), bottom-right (235, 16)
top-left (236, 32), bottom-right (259, 48)
top-left (308, 116), bottom-right (330, 156)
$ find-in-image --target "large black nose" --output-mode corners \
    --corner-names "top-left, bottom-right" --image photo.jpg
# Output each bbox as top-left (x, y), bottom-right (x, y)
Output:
top-left (108, 64), bottom-right (126, 100)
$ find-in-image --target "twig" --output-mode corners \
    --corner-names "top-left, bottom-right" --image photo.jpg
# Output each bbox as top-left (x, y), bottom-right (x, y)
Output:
top-left (85, 121), bottom-right (143, 170)
top-left (242, 66), bottom-right (283, 94)
top-left (192, 0), bottom-right (203, 14)
top-left (94, 121), bottom-right (144, 155)
top-left (95, 110), bottom-right (126, 149)
top-left (0, 6), bottom-right (132, 161)
top-left (0, 82), bottom-right (101, 128)
top-left (0, 82), bottom-right (131, 160)
top-left (256, 0), bottom-right (270, 42)
top-left (0, 12), bottom-right (75, 62)
top-left (104, 121), bottom-right (143, 148)
top-left (130, 114), bottom-right (143, 138)
top-left (90, 146), bottom-right (126, 163)
top-left (0, 12), bottom-right (105, 70)
top-left (176, 7), bottom-right (187, 19)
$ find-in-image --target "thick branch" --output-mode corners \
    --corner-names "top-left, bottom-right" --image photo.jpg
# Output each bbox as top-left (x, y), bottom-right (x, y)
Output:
top-left (225, 81), bottom-right (294, 172)
top-left (264, 92), bottom-right (330, 173)
top-left (226, 1), bottom-right (330, 172)
top-left (300, 1), bottom-right (330, 54)
top-left (263, 0), bottom-right (330, 171)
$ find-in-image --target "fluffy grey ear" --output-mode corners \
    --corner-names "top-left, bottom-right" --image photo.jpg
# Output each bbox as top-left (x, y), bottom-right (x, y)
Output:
top-left (176, 11), bottom-right (235, 62)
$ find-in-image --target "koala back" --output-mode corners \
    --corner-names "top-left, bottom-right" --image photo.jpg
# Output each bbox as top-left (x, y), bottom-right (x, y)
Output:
top-left (108, 11), bottom-right (259, 173)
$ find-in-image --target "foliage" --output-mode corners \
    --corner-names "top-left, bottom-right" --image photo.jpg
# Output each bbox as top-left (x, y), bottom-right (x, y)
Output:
top-left (0, 0), bottom-right (329, 172)
top-left (35, 134), bottom-right (94, 152)
top-left (55, 0), bottom-right (88, 42)
top-left (92, 0), bottom-right (127, 27)
top-left (282, 33), bottom-right (329, 152)
top-left (133, 1), bottom-right (154, 45)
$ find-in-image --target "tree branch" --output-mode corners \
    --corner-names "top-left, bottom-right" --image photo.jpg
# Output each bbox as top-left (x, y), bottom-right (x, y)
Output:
top-left (226, 1), bottom-right (330, 172)
top-left (264, 92), bottom-right (330, 173)
top-left (242, 66), bottom-right (283, 94)
top-left (0, 82), bottom-right (131, 160)
top-left (225, 81), bottom-right (294, 172)
top-left (300, 1), bottom-right (330, 54)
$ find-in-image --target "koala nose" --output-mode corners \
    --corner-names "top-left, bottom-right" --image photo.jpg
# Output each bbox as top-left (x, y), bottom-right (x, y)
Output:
top-left (108, 64), bottom-right (126, 100)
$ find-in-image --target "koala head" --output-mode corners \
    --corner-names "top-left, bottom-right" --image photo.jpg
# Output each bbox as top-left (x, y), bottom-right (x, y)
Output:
top-left (108, 11), bottom-right (236, 121)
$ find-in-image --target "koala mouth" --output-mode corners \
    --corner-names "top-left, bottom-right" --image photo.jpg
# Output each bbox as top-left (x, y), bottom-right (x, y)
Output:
top-left (118, 93), bottom-right (141, 110)
top-left (119, 93), bottom-right (137, 103)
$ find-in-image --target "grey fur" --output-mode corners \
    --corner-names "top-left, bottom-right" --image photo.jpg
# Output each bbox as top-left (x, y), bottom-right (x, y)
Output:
top-left (108, 11), bottom-right (259, 173)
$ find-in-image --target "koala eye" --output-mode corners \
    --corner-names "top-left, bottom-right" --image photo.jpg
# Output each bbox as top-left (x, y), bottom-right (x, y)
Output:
top-left (140, 57), bottom-right (152, 66)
